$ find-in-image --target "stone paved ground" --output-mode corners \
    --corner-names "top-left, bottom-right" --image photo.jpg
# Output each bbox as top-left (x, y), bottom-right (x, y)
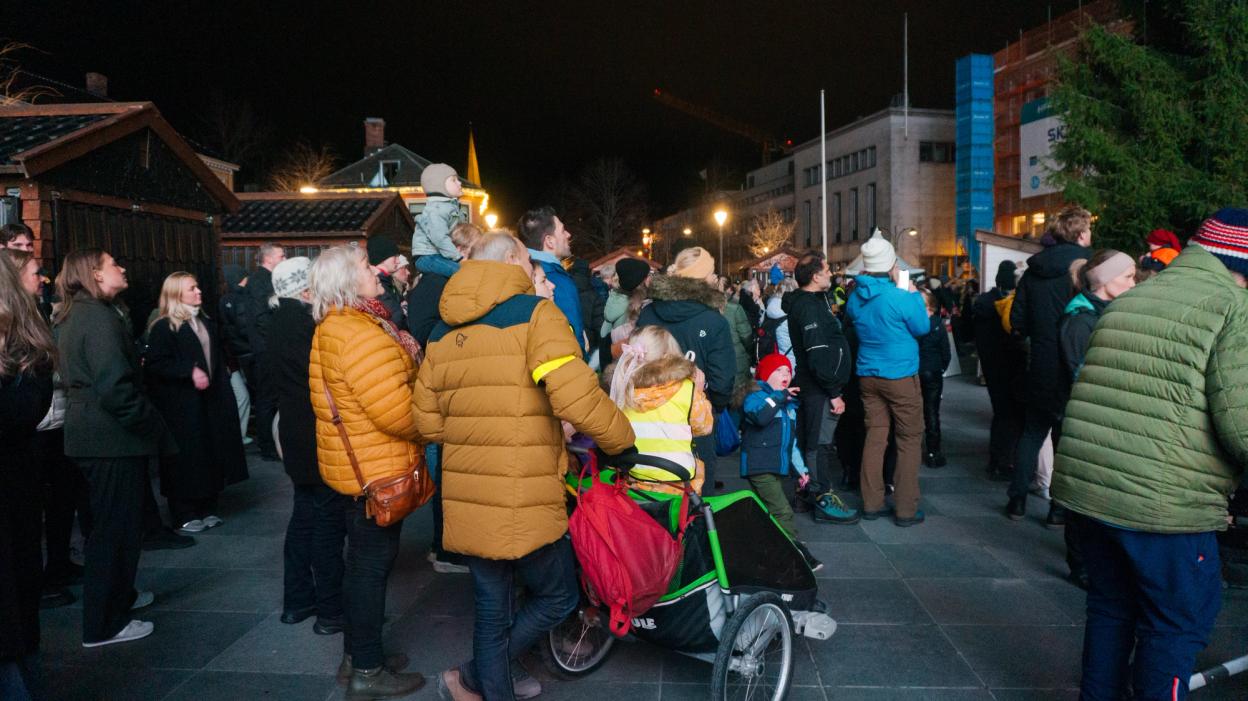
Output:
top-left (39, 375), bottom-right (1248, 700)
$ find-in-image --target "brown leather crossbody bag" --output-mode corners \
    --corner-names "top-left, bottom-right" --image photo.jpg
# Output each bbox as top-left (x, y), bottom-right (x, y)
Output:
top-left (322, 384), bottom-right (434, 526)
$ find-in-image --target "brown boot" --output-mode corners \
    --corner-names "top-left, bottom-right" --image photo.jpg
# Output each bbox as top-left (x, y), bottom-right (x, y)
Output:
top-left (337, 652), bottom-right (411, 684)
top-left (345, 666), bottom-right (424, 700)
top-left (438, 668), bottom-right (483, 701)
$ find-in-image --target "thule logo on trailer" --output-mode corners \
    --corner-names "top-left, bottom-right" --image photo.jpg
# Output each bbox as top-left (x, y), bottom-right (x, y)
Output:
top-left (630, 618), bottom-right (657, 629)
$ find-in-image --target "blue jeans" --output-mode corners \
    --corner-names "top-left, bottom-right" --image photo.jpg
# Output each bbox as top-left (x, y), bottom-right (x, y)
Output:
top-left (1079, 519), bottom-right (1222, 701)
top-left (460, 537), bottom-right (580, 701)
top-left (283, 483), bottom-right (348, 617)
top-left (342, 499), bottom-right (403, 670)
top-left (415, 254), bottom-right (460, 278)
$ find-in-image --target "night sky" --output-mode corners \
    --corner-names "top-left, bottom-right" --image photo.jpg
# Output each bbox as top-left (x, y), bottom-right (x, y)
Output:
top-left (10, 1), bottom-right (1083, 220)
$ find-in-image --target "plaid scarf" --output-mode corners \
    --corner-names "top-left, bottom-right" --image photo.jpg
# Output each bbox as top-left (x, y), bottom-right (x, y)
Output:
top-left (352, 298), bottom-right (422, 361)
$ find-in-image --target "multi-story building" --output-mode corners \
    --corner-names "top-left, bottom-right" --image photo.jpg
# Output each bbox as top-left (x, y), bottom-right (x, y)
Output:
top-left (991, 0), bottom-right (1130, 237)
top-left (791, 107), bottom-right (957, 272)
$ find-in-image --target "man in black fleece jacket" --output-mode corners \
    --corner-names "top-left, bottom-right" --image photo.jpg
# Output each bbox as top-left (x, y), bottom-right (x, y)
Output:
top-left (784, 251), bottom-right (858, 523)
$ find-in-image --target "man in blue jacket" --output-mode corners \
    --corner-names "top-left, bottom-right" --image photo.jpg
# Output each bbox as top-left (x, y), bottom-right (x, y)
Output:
top-left (846, 233), bottom-right (930, 527)
top-left (519, 206), bottom-right (586, 355)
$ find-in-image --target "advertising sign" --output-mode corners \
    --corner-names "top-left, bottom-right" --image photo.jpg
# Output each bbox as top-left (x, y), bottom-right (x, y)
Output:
top-left (1019, 97), bottom-right (1065, 198)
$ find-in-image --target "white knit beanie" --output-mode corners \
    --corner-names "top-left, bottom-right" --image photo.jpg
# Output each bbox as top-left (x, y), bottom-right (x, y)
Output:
top-left (860, 234), bottom-right (897, 273)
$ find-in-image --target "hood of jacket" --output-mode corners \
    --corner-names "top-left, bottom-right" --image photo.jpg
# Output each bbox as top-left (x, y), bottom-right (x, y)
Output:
top-left (646, 274), bottom-right (725, 321)
top-left (850, 274), bottom-right (895, 303)
top-left (765, 296), bottom-right (785, 319)
top-left (1026, 241), bottom-right (1090, 280)
top-left (223, 264), bottom-right (246, 290)
top-left (439, 260), bottom-right (535, 326)
top-left (629, 355), bottom-right (697, 407)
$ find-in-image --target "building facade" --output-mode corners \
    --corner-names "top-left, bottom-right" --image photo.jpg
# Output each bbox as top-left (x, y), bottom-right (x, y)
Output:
top-left (791, 107), bottom-right (957, 273)
top-left (991, 0), bottom-right (1130, 237)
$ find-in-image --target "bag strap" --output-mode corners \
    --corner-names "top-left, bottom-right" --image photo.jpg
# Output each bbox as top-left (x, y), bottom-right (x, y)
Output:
top-left (322, 383), bottom-right (368, 494)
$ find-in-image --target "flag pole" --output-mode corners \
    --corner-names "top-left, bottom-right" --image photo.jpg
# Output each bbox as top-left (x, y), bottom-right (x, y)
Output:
top-left (820, 89), bottom-right (828, 261)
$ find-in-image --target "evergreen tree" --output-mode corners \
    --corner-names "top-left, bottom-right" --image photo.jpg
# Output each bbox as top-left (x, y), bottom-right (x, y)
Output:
top-left (1051, 0), bottom-right (1248, 251)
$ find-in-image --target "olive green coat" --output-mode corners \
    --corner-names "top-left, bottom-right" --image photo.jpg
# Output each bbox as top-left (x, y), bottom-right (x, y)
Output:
top-left (1052, 246), bottom-right (1248, 533)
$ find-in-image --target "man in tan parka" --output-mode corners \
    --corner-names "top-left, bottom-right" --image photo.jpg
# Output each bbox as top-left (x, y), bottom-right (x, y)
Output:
top-left (413, 233), bottom-right (634, 700)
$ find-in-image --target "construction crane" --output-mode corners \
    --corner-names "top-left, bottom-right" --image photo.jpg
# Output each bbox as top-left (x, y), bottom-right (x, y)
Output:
top-left (652, 88), bottom-right (791, 164)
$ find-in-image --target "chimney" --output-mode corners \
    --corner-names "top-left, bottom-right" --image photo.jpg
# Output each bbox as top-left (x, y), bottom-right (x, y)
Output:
top-left (364, 118), bottom-right (386, 156)
top-left (85, 72), bottom-right (108, 98)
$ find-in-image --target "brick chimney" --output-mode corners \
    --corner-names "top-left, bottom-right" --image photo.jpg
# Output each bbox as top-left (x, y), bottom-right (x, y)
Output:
top-left (85, 72), bottom-right (108, 98)
top-left (364, 118), bottom-right (386, 156)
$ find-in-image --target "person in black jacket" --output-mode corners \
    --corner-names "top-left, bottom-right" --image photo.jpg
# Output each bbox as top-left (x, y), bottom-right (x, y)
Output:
top-left (219, 264), bottom-right (254, 445)
top-left (917, 290), bottom-right (952, 467)
top-left (247, 243), bottom-right (285, 461)
top-left (0, 252), bottom-right (55, 690)
top-left (367, 236), bottom-right (406, 328)
top-left (637, 246), bottom-right (735, 492)
top-left (569, 257), bottom-right (606, 365)
top-left (145, 273), bottom-right (248, 532)
top-left (973, 261), bottom-right (1025, 481)
top-left (784, 250), bottom-right (859, 523)
top-left (264, 257), bottom-right (351, 633)
top-left (1007, 207), bottom-right (1091, 521)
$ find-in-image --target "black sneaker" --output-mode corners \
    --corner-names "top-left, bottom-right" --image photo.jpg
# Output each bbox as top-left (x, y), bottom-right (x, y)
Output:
top-left (1045, 504), bottom-right (1067, 529)
top-left (314, 615), bottom-right (345, 635)
top-left (1006, 496), bottom-right (1027, 521)
top-left (925, 451), bottom-right (947, 468)
top-left (280, 605), bottom-right (316, 625)
top-left (142, 528), bottom-right (196, 551)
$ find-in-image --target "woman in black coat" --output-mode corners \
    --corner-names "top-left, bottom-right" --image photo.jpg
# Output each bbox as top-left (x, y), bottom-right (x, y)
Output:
top-left (145, 272), bottom-right (247, 532)
top-left (263, 259), bottom-right (348, 633)
top-left (0, 251), bottom-right (55, 692)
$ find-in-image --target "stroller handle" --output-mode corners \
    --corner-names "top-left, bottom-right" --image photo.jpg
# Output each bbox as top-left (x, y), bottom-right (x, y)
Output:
top-left (602, 451), bottom-right (694, 483)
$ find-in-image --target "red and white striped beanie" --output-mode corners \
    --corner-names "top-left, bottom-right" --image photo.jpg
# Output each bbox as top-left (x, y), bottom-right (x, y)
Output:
top-left (1191, 208), bottom-right (1248, 277)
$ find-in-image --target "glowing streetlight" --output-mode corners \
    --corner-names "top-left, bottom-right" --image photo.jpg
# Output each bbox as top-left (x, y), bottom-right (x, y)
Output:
top-left (682, 227), bottom-right (692, 236)
top-left (713, 208), bottom-right (729, 274)
top-left (299, 185), bottom-right (318, 194)
top-left (484, 212), bottom-right (499, 229)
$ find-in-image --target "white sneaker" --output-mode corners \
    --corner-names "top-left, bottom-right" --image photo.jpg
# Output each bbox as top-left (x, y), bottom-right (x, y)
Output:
top-left (202, 515), bottom-right (223, 529)
top-left (82, 619), bottom-right (154, 647)
top-left (130, 591), bottom-right (154, 610)
top-left (431, 557), bottom-right (470, 574)
top-left (177, 520), bottom-right (206, 534)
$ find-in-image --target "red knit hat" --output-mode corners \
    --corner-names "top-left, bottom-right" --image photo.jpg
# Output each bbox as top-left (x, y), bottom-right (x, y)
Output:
top-left (755, 353), bottom-right (792, 382)
top-left (1146, 228), bottom-right (1181, 250)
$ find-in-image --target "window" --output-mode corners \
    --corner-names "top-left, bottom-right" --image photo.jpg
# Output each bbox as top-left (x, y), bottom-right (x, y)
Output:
top-left (851, 153), bottom-right (859, 172)
top-left (868, 146), bottom-right (876, 167)
top-left (849, 188), bottom-right (859, 240)
top-left (804, 200), bottom-right (812, 246)
top-left (833, 193), bottom-right (842, 243)
top-left (866, 183), bottom-right (876, 231)
top-left (919, 141), bottom-right (956, 163)
top-left (382, 160), bottom-right (401, 183)
top-left (816, 196), bottom-right (823, 245)
top-left (746, 175), bottom-right (755, 188)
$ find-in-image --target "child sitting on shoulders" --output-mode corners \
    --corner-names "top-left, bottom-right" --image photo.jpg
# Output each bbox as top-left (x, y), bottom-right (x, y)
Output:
top-left (607, 326), bottom-right (713, 495)
top-left (741, 352), bottom-right (823, 571)
top-left (411, 163), bottom-right (467, 278)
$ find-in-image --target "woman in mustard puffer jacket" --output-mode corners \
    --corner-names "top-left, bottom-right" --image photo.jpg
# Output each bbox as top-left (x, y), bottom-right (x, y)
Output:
top-left (307, 244), bottom-right (425, 698)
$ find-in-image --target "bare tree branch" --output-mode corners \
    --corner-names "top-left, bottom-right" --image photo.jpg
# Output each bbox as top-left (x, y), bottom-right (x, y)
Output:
top-left (198, 91), bottom-right (273, 168)
top-left (566, 157), bottom-right (648, 258)
top-left (268, 142), bottom-right (338, 191)
top-left (0, 42), bottom-right (59, 106)
top-left (747, 208), bottom-right (795, 258)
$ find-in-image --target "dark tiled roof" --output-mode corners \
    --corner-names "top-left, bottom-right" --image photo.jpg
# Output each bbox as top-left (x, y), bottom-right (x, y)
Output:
top-left (221, 196), bottom-right (388, 235)
top-left (0, 113), bottom-right (110, 165)
top-left (319, 143), bottom-right (480, 189)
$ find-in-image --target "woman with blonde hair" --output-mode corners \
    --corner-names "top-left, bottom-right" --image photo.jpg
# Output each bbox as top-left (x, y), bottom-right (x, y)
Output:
top-left (145, 272), bottom-right (247, 534)
top-left (55, 249), bottom-right (168, 647)
top-left (0, 249), bottom-right (56, 691)
top-left (308, 244), bottom-right (424, 698)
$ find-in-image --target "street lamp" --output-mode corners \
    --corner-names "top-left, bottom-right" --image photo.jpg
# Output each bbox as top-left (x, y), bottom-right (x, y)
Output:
top-left (682, 227), bottom-right (692, 236)
top-left (713, 208), bottom-right (728, 274)
top-left (484, 212), bottom-right (499, 229)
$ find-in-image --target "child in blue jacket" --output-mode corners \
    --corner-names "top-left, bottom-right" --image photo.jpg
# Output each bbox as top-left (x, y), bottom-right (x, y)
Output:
top-left (741, 353), bottom-right (822, 571)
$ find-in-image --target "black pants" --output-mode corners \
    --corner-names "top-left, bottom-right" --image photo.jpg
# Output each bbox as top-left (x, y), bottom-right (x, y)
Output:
top-left (693, 433), bottom-right (716, 495)
top-left (343, 498), bottom-right (403, 669)
top-left (983, 369), bottom-right (1024, 471)
top-left (284, 483), bottom-right (347, 617)
top-left (77, 457), bottom-right (145, 643)
top-left (2, 441), bottom-right (44, 658)
top-left (798, 388), bottom-right (838, 487)
top-left (168, 496), bottom-right (219, 528)
top-left (1009, 405), bottom-right (1063, 500)
top-left (919, 371), bottom-right (943, 453)
top-left (31, 429), bottom-right (91, 577)
top-left (251, 353), bottom-right (278, 455)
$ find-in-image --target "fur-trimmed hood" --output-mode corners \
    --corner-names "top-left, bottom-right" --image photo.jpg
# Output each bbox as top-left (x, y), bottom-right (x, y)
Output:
top-left (630, 355), bottom-right (697, 390)
top-left (646, 274), bottom-right (725, 312)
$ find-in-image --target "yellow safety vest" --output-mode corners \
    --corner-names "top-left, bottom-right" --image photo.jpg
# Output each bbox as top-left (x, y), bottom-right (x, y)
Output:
top-left (623, 379), bottom-right (696, 483)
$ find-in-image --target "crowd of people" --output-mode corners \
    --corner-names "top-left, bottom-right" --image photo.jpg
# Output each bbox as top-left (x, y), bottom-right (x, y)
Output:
top-left (0, 179), bottom-right (1244, 699)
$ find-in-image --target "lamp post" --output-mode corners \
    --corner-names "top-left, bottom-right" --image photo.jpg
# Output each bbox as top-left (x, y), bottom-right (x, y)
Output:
top-left (713, 208), bottom-right (728, 275)
top-left (484, 212), bottom-right (498, 229)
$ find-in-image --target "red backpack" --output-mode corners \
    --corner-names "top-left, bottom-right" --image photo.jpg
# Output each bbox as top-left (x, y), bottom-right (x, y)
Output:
top-left (567, 452), bottom-right (693, 636)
